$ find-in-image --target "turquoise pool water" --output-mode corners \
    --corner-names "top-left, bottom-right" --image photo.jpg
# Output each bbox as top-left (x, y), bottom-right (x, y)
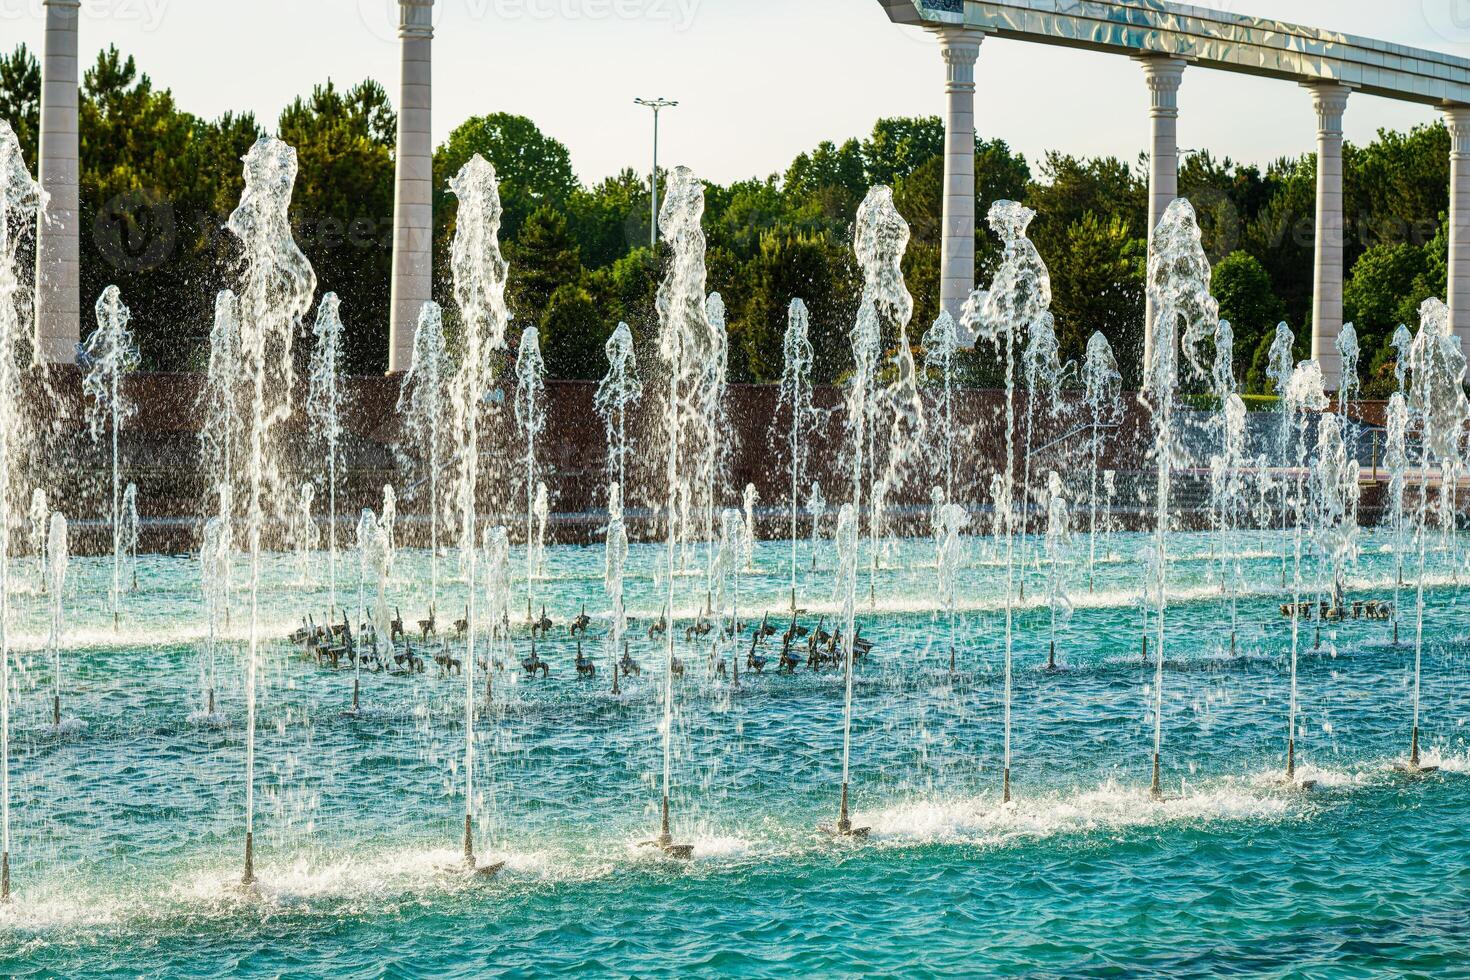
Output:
top-left (0, 530), bottom-right (1465, 977)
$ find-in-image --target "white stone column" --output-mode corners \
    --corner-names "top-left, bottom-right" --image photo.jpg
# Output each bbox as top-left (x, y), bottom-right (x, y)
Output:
top-left (1307, 82), bottom-right (1351, 389)
top-left (1139, 56), bottom-right (1186, 374)
top-left (388, 0), bottom-right (435, 374)
top-left (933, 27), bottom-right (984, 341)
top-left (1446, 105), bottom-right (1470, 355)
top-left (34, 0), bottom-right (81, 365)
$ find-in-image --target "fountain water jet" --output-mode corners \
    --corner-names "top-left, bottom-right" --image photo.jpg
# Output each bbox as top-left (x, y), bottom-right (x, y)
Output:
top-left (46, 512), bottom-right (68, 729)
top-left (1082, 332), bottom-right (1122, 592)
top-left (1140, 198), bottom-right (1218, 800)
top-left (514, 326), bottom-right (546, 621)
top-left (446, 153), bottom-right (511, 875)
top-left (83, 285), bottom-right (139, 629)
top-left (307, 293), bottom-right (347, 615)
top-left (397, 301), bottom-right (452, 610)
top-left (776, 300), bottom-right (814, 608)
top-left (225, 137), bottom-right (318, 888)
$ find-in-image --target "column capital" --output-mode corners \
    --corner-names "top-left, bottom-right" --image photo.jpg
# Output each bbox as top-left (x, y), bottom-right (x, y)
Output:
top-left (932, 27), bottom-right (983, 93)
top-left (1444, 103), bottom-right (1470, 156)
top-left (1137, 56), bottom-right (1187, 117)
top-left (400, 0), bottom-right (435, 40)
top-left (1304, 82), bottom-right (1353, 135)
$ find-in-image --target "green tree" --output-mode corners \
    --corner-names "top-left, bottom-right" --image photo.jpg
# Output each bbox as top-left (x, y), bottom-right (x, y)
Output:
top-left (1047, 212), bottom-right (1146, 386)
top-left (1211, 250), bottom-right (1284, 384)
top-left (0, 45), bottom-right (40, 167)
top-left (434, 113), bottom-right (577, 243)
top-left (510, 204), bottom-right (582, 316)
top-left (540, 283), bottom-right (604, 380)
top-left (863, 116), bottom-right (944, 187)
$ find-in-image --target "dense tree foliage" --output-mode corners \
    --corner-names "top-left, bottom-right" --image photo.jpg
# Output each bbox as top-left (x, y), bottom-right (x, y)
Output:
top-left (0, 44), bottom-right (1455, 389)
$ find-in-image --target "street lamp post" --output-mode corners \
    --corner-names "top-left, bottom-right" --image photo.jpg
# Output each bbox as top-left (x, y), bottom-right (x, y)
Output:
top-left (634, 97), bottom-right (678, 250)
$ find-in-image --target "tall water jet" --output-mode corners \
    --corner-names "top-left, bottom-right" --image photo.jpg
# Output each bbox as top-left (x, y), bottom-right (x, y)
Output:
top-left (1313, 412), bottom-right (1359, 629)
top-left (604, 484), bottom-right (629, 695)
top-left (936, 501), bottom-right (968, 674)
top-left (83, 285), bottom-right (139, 628)
top-left (694, 292), bottom-right (732, 595)
top-left (197, 517), bottom-right (228, 721)
top-left (397, 301), bottom-right (452, 609)
top-left (824, 503), bottom-right (867, 837)
top-left (381, 484), bottom-right (397, 582)
top-left (1385, 393), bottom-right (1409, 643)
top-left (226, 137), bottom-right (318, 887)
top-left (307, 292), bottom-right (347, 616)
top-left (1214, 393), bottom-right (1248, 652)
top-left (350, 508), bottom-right (379, 714)
top-left (742, 483), bottom-right (758, 573)
top-left (1141, 198), bottom-right (1218, 800)
top-left (28, 489), bottom-right (46, 593)
top-left (712, 508), bottom-right (743, 684)
top-left (1082, 332), bottom-right (1121, 591)
top-left (1282, 361), bottom-right (1327, 781)
top-left (1266, 322), bottom-right (1296, 587)
top-left (1402, 297), bottom-right (1468, 772)
top-left (648, 166), bottom-right (709, 858)
top-left (971, 199), bottom-right (1052, 804)
top-left (0, 120), bottom-right (44, 901)
top-left (447, 154), bottom-right (512, 874)
top-left (199, 290), bottom-right (241, 626)
top-left (854, 186), bottom-right (913, 600)
top-left (46, 512), bottom-right (68, 729)
top-left (1208, 320), bottom-right (1236, 584)
top-left (806, 481), bottom-right (826, 571)
top-left (774, 300), bottom-right (814, 607)
top-left (533, 482), bottom-right (549, 582)
top-left (514, 326), bottom-right (546, 620)
top-left (922, 310), bottom-right (961, 501)
top-left (1043, 471), bottom-right (1071, 671)
top-left (1017, 311), bottom-right (1064, 594)
top-left (595, 322), bottom-right (642, 493)
top-left (121, 482), bottom-right (139, 592)
top-left (291, 483), bottom-right (318, 586)
top-left (482, 525), bottom-right (511, 707)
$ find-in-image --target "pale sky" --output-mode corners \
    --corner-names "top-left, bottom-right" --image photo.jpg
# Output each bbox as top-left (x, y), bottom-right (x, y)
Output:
top-left (7, 0), bottom-right (1465, 184)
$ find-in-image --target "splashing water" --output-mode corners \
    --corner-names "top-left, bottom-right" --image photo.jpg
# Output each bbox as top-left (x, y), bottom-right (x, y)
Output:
top-left (936, 501), bottom-right (968, 673)
top-left (197, 516), bottom-right (229, 720)
top-left (595, 322), bottom-right (642, 491)
top-left (775, 300), bottom-right (814, 606)
top-left (292, 483), bottom-right (319, 586)
top-left (83, 285), bottom-right (139, 627)
top-left (447, 153), bottom-right (512, 868)
top-left (1386, 392), bottom-right (1409, 640)
top-left (1141, 198), bottom-right (1218, 798)
top-left (307, 292), bottom-right (347, 615)
top-left (1082, 332), bottom-right (1122, 592)
top-left (46, 511), bottom-right (68, 729)
top-left (922, 310), bottom-right (961, 500)
top-left (652, 166), bottom-right (711, 851)
top-left (1283, 360), bottom-right (1327, 779)
top-left (972, 198), bottom-right (1052, 803)
top-left (381, 484), bottom-right (397, 582)
top-left (396, 301), bottom-right (452, 609)
top-left (533, 482), bottom-right (549, 583)
top-left (198, 290), bottom-right (240, 625)
top-left (1404, 297), bottom-right (1469, 767)
top-left (742, 484), bottom-right (758, 573)
top-left (833, 502), bottom-right (860, 831)
top-left (514, 326), bottom-right (546, 621)
top-left (1044, 471), bottom-right (1072, 670)
top-left (806, 481), bottom-right (826, 573)
top-left (225, 136), bottom-right (318, 886)
top-left (696, 292), bottom-right (733, 594)
top-left (1267, 321), bottom-right (1296, 586)
top-left (604, 485), bottom-right (629, 691)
